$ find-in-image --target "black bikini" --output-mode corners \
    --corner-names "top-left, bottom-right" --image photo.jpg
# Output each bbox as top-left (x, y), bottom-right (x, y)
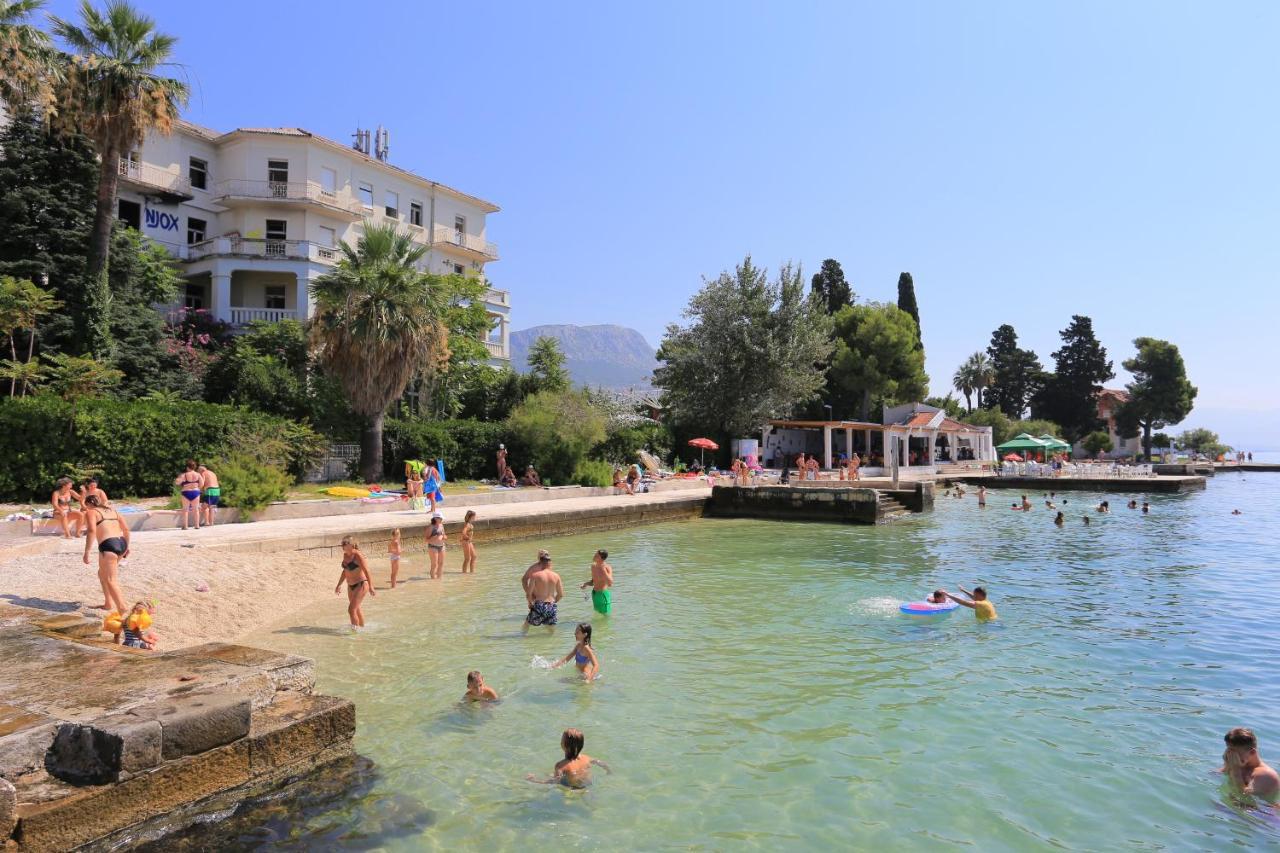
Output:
top-left (94, 509), bottom-right (126, 556)
top-left (343, 557), bottom-right (364, 590)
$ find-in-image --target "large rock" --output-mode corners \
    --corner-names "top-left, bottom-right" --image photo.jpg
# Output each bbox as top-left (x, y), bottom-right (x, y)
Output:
top-left (46, 712), bottom-right (162, 784)
top-left (128, 693), bottom-right (250, 761)
top-left (0, 776), bottom-right (15, 839)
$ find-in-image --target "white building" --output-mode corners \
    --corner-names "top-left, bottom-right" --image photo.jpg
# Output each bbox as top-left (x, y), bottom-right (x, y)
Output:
top-left (115, 120), bottom-right (510, 364)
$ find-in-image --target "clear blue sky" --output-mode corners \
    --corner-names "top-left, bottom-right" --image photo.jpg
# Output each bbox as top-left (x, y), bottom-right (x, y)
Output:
top-left (43, 0), bottom-right (1280, 445)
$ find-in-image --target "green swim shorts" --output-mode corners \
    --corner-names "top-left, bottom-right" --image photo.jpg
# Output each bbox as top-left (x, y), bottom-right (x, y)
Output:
top-left (591, 589), bottom-right (612, 614)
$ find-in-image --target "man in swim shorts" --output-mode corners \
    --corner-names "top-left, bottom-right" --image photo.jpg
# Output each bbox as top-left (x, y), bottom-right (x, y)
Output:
top-left (522, 549), bottom-right (563, 632)
top-left (580, 549), bottom-right (614, 615)
top-left (198, 464), bottom-right (221, 527)
top-left (1219, 727), bottom-right (1280, 801)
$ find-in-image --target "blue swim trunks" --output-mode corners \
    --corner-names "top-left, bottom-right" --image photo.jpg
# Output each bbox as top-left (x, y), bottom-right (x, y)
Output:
top-left (526, 600), bottom-right (558, 626)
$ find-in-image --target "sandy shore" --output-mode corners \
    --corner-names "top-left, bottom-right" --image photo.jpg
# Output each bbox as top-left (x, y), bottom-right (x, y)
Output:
top-left (0, 543), bottom-right (381, 648)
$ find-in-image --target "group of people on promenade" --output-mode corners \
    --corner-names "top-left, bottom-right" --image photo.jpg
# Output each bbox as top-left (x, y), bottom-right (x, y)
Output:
top-left (494, 444), bottom-right (545, 489)
top-left (173, 460), bottom-right (221, 530)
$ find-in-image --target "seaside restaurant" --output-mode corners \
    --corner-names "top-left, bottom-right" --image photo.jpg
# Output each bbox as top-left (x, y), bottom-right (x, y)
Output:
top-left (761, 403), bottom-right (996, 476)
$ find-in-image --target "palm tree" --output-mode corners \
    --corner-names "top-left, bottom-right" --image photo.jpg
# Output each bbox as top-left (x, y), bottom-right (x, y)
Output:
top-left (952, 351), bottom-right (994, 413)
top-left (0, 0), bottom-right (57, 111)
top-left (309, 222), bottom-right (452, 481)
top-left (50, 0), bottom-right (187, 357)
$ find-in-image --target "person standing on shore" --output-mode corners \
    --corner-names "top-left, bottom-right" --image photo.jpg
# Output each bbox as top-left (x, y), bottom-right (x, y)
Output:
top-left (387, 528), bottom-right (403, 588)
top-left (496, 444), bottom-right (508, 479)
top-left (426, 512), bottom-right (447, 579)
top-left (580, 549), bottom-right (614, 615)
top-left (522, 549), bottom-right (563, 632)
top-left (1218, 727), bottom-right (1280, 801)
top-left (175, 460), bottom-right (203, 530)
top-left (334, 535), bottom-right (374, 628)
top-left (198, 464), bottom-right (220, 527)
top-left (82, 494), bottom-right (128, 614)
top-left (850, 452), bottom-right (861, 481)
top-left (460, 510), bottom-right (477, 573)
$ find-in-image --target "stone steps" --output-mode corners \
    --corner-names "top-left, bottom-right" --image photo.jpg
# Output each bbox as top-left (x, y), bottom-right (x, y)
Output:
top-left (875, 494), bottom-right (911, 522)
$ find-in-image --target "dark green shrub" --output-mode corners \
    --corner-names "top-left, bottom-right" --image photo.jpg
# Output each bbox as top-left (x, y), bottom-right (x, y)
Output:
top-left (214, 452), bottom-right (291, 514)
top-left (382, 418), bottom-right (525, 481)
top-left (0, 396), bottom-right (323, 501)
top-left (594, 422), bottom-right (672, 466)
top-left (572, 459), bottom-right (614, 488)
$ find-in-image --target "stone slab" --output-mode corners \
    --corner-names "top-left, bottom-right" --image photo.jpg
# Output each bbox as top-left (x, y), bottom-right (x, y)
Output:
top-left (127, 693), bottom-right (250, 761)
top-left (247, 694), bottom-right (354, 774)
top-left (45, 711), bottom-right (162, 784)
top-left (0, 722), bottom-right (56, 782)
top-left (0, 776), bottom-right (14, 840)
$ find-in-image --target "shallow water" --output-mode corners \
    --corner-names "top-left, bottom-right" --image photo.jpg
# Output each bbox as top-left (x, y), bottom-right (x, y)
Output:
top-left (230, 473), bottom-right (1280, 850)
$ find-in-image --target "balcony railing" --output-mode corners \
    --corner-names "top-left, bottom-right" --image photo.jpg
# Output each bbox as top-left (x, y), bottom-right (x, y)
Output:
top-left (484, 287), bottom-right (510, 307)
top-left (213, 179), bottom-right (363, 215)
top-left (431, 224), bottom-right (499, 260)
top-left (118, 157), bottom-right (192, 197)
top-left (230, 307), bottom-right (298, 325)
top-left (187, 237), bottom-right (341, 263)
top-left (484, 340), bottom-right (508, 358)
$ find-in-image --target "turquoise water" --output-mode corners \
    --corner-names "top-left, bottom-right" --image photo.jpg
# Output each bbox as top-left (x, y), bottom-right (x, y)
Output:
top-left (225, 473), bottom-right (1279, 850)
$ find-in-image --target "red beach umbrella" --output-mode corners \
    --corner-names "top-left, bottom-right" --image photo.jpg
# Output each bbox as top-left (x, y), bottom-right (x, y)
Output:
top-left (688, 437), bottom-right (719, 467)
top-left (1003, 453), bottom-right (1024, 462)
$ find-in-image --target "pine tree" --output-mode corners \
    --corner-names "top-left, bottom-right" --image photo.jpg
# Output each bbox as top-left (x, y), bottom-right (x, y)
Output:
top-left (984, 324), bottom-right (1045, 419)
top-left (810, 259), bottom-right (854, 314)
top-left (896, 272), bottom-right (922, 350)
top-left (1033, 315), bottom-right (1114, 441)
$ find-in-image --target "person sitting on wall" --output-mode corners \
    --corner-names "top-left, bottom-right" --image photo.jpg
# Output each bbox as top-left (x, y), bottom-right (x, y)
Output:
top-left (521, 465), bottom-right (543, 487)
top-left (499, 465), bottom-right (518, 487)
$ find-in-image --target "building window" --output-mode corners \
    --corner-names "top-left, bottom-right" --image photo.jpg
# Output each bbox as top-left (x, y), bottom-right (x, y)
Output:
top-left (267, 160), bottom-right (289, 199)
top-left (320, 166), bottom-right (337, 195)
top-left (188, 157), bottom-right (207, 191)
top-left (487, 313), bottom-right (503, 343)
top-left (265, 219), bottom-right (287, 257)
top-left (184, 282), bottom-right (204, 310)
top-left (117, 199), bottom-right (141, 230)
top-left (454, 215), bottom-right (466, 234)
top-left (409, 201), bottom-right (423, 226)
top-left (265, 285), bottom-right (286, 310)
top-left (187, 216), bottom-right (206, 245)
top-left (384, 190), bottom-right (399, 219)
top-left (453, 263), bottom-right (464, 276)
top-left (318, 226), bottom-right (336, 248)
top-left (358, 182), bottom-right (373, 208)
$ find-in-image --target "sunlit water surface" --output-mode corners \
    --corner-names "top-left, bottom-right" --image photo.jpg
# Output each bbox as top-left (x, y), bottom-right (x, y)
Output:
top-left (217, 474), bottom-right (1279, 850)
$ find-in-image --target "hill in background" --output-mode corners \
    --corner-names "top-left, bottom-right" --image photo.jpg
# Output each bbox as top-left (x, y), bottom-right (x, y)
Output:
top-left (509, 324), bottom-right (658, 390)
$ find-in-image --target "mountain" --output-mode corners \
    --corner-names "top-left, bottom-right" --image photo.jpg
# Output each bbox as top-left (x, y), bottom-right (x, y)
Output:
top-left (509, 324), bottom-right (658, 389)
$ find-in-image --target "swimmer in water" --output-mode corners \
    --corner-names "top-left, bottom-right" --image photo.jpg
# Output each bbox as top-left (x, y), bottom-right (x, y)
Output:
top-left (1127, 499), bottom-right (1138, 509)
top-left (927, 589), bottom-right (947, 604)
top-left (1232, 509), bottom-right (1243, 515)
top-left (464, 670), bottom-right (499, 702)
top-left (1082, 515), bottom-right (1091, 525)
top-left (1054, 511), bottom-right (1064, 526)
top-left (526, 728), bottom-right (611, 788)
top-left (1218, 727), bottom-right (1280, 802)
top-left (1141, 502), bottom-right (1150, 514)
top-left (943, 585), bottom-right (997, 621)
top-left (1021, 495), bottom-right (1032, 511)
top-left (1045, 499), bottom-right (1057, 509)
top-left (977, 486), bottom-right (987, 507)
top-left (552, 622), bottom-right (600, 681)
top-left (1097, 501), bottom-right (1110, 514)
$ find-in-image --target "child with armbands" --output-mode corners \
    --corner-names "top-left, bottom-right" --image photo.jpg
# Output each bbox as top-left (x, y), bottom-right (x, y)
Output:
top-left (104, 599), bottom-right (159, 650)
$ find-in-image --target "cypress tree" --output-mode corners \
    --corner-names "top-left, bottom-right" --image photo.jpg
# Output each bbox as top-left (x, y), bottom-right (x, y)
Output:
top-left (810, 259), bottom-right (854, 314)
top-left (896, 272), bottom-right (922, 350)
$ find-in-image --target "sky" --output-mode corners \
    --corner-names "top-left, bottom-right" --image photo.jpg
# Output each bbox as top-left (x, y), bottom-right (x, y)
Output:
top-left (41, 0), bottom-right (1280, 446)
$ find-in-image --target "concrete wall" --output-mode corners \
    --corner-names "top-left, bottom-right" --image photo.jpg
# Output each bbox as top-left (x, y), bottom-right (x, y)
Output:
top-left (704, 485), bottom-right (881, 524)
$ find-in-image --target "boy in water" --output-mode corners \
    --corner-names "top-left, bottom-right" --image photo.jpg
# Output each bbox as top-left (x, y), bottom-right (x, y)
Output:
top-left (926, 589), bottom-right (947, 604)
top-left (580, 549), bottom-right (614, 615)
top-left (464, 671), bottom-right (499, 702)
top-left (1218, 727), bottom-right (1280, 801)
top-left (526, 728), bottom-right (611, 788)
top-left (943, 585), bottom-right (997, 621)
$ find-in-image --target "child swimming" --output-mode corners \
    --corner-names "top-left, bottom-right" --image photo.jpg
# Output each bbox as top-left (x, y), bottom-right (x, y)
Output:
top-left (926, 589), bottom-right (947, 604)
top-left (552, 622), bottom-right (600, 681)
top-left (334, 535), bottom-right (375, 627)
top-left (387, 528), bottom-right (403, 588)
top-left (526, 728), bottom-right (611, 788)
top-left (460, 510), bottom-right (477, 574)
top-left (464, 670), bottom-right (499, 702)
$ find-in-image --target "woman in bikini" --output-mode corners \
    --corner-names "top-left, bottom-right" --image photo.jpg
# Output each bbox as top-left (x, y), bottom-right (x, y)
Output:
top-left (82, 494), bottom-right (128, 614)
top-left (51, 477), bottom-right (81, 538)
top-left (551, 622), bottom-right (601, 681)
top-left (174, 459), bottom-right (204, 530)
top-left (426, 513), bottom-right (447, 579)
top-left (460, 510), bottom-right (477, 573)
top-left (334, 535), bottom-right (375, 627)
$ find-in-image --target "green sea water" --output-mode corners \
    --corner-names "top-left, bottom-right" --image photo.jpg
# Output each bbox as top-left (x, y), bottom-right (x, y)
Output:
top-left (216, 473), bottom-right (1279, 850)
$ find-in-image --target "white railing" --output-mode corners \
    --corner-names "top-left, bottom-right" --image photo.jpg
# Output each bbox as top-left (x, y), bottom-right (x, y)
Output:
top-left (484, 339), bottom-right (507, 358)
top-left (118, 157), bottom-right (192, 195)
top-left (431, 224), bottom-right (499, 259)
top-left (484, 287), bottom-right (510, 307)
top-left (229, 307), bottom-right (298, 325)
top-left (187, 237), bottom-right (341, 264)
top-left (213, 179), bottom-right (363, 214)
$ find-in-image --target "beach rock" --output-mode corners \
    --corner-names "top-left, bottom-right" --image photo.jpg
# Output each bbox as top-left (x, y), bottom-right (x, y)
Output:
top-left (46, 712), bottom-right (163, 784)
top-left (0, 776), bottom-right (14, 839)
top-left (128, 693), bottom-right (250, 760)
top-left (0, 717), bottom-right (57, 782)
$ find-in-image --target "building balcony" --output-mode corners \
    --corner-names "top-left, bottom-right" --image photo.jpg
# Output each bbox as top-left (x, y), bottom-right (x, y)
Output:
top-left (484, 287), bottom-right (510, 308)
top-left (212, 179), bottom-right (364, 218)
top-left (431, 224), bottom-right (499, 261)
top-left (484, 339), bottom-right (507, 359)
top-left (187, 237), bottom-right (341, 264)
top-left (118, 157), bottom-right (193, 202)
top-left (229, 306), bottom-right (299, 325)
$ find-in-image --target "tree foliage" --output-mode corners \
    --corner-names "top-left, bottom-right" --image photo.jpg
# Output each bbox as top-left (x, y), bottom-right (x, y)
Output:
top-left (810, 258), bottom-right (853, 314)
top-left (1114, 337), bottom-right (1197, 461)
top-left (896, 272), bottom-right (922, 351)
top-left (984, 324), bottom-right (1045, 418)
top-left (1082, 430), bottom-right (1114, 457)
top-left (654, 256), bottom-right (833, 438)
top-left (506, 389), bottom-right (607, 485)
top-left (1033, 315), bottom-right (1113, 442)
top-left (1176, 427), bottom-right (1225, 457)
top-left (0, 0), bottom-right (59, 112)
top-left (952, 351), bottom-right (994, 413)
top-left (827, 302), bottom-right (927, 421)
top-left (525, 334), bottom-right (570, 394)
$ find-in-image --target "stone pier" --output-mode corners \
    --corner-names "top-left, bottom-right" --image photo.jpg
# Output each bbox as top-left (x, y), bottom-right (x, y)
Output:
top-left (703, 483), bottom-right (933, 524)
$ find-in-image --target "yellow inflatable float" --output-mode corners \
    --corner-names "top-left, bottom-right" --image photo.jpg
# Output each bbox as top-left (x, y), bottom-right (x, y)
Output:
top-left (325, 486), bottom-right (371, 499)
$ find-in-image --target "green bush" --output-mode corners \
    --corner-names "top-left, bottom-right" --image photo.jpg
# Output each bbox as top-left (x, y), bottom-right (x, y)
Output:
top-left (214, 452), bottom-right (291, 514)
top-left (572, 459), bottom-right (615, 488)
top-left (506, 390), bottom-right (607, 485)
top-left (382, 418), bottom-right (525, 481)
top-left (594, 422), bottom-right (672, 466)
top-left (0, 396), bottom-right (323, 501)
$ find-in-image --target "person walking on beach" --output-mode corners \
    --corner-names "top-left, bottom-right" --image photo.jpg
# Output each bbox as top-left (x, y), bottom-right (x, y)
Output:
top-left (1218, 727), bottom-right (1280, 801)
top-left (198, 464), bottom-right (220, 527)
top-left (552, 622), bottom-right (601, 681)
top-left (426, 513), bottom-right (447, 579)
top-left (460, 510), bottom-right (478, 573)
top-left (526, 728), bottom-right (611, 788)
top-left (82, 494), bottom-right (128, 614)
top-left (175, 460), bottom-right (203, 530)
top-left (496, 444), bottom-right (508, 479)
top-left (387, 528), bottom-right (404, 588)
top-left (943, 585), bottom-right (997, 621)
top-left (580, 549), bottom-right (614, 615)
top-left (51, 477), bottom-right (81, 538)
top-left (522, 549), bottom-right (563, 632)
top-left (334, 535), bottom-right (375, 627)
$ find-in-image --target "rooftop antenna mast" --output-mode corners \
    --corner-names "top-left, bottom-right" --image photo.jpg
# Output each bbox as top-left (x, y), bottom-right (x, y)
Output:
top-left (375, 125), bottom-right (390, 162)
top-left (352, 126), bottom-right (371, 155)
